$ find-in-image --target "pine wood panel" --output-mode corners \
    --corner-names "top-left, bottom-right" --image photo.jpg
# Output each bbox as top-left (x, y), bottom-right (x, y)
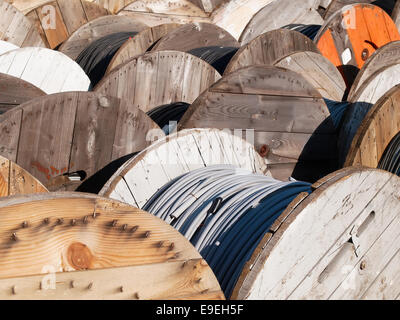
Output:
top-left (0, 73), bottom-right (45, 114)
top-left (59, 15), bottom-right (147, 60)
top-left (179, 65), bottom-right (337, 182)
top-left (25, 0), bottom-right (109, 49)
top-left (225, 29), bottom-right (320, 75)
top-left (100, 128), bottom-right (268, 208)
top-left (0, 92), bottom-right (163, 191)
top-left (95, 50), bottom-right (221, 113)
top-left (0, 0), bottom-right (44, 47)
top-left (0, 47), bottom-right (90, 94)
top-left (0, 155), bottom-right (47, 197)
top-left (232, 167), bottom-right (400, 300)
top-left (106, 23), bottom-right (180, 74)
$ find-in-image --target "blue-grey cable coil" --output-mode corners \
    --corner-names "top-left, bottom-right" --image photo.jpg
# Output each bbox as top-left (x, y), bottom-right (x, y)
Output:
top-left (188, 46), bottom-right (238, 74)
top-left (285, 24), bottom-right (321, 41)
top-left (324, 98), bottom-right (350, 131)
top-left (378, 131), bottom-right (400, 176)
top-left (143, 165), bottom-right (312, 297)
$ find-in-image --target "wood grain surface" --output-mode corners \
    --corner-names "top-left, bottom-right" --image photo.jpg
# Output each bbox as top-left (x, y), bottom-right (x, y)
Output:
top-left (0, 40), bottom-right (18, 55)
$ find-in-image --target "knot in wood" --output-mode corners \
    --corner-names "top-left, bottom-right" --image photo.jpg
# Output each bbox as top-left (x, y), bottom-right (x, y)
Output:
top-left (67, 242), bottom-right (93, 270)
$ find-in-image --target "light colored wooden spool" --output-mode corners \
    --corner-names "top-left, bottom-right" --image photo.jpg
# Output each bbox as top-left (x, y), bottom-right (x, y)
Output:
top-left (0, 192), bottom-right (224, 300)
top-left (393, 0), bottom-right (400, 32)
top-left (179, 65), bottom-right (337, 182)
top-left (232, 167), bottom-right (400, 300)
top-left (0, 40), bottom-right (18, 55)
top-left (224, 29), bottom-right (320, 75)
top-left (106, 23), bottom-right (180, 75)
top-left (151, 22), bottom-right (239, 53)
top-left (0, 155), bottom-right (47, 197)
top-left (348, 41), bottom-right (400, 101)
top-left (0, 47), bottom-right (90, 94)
top-left (25, 0), bottom-right (110, 49)
top-left (95, 50), bottom-right (221, 113)
top-left (99, 128), bottom-right (268, 208)
top-left (58, 15), bottom-right (148, 60)
top-left (0, 72), bottom-right (45, 114)
top-left (345, 85), bottom-right (400, 169)
top-left (239, 0), bottom-right (323, 45)
top-left (0, 0), bottom-right (44, 47)
top-left (0, 91), bottom-right (163, 191)
top-left (314, 3), bottom-right (400, 87)
top-left (274, 51), bottom-right (346, 101)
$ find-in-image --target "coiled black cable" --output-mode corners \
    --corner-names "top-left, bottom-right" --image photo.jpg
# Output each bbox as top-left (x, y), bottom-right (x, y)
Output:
top-left (285, 24), bottom-right (321, 41)
top-left (76, 32), bottom-right (137, 87)
top-left (378, 131), bottom-right (400, 176)
top-left (147, 102), bottom-right (189, 135)
top-left (188, 46), bottom-right (238, 74)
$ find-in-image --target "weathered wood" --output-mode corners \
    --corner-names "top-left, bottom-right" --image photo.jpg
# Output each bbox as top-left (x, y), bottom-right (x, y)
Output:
top-left (0, 192), bottom-right (224, 300)
top-left (152, 22), bottom-right (239, 53)
top-left (322, 0), bottom-right (397, 19)
top-left (0, 73), bottom-right (45, 114)
top-left (348, 41), bottom-right (400, 101)
top-left (0, 155), bottom-right (47, 197)
top-left (314, 3), bottom-right (400, 87)
top-left (345, 85), bottom-right (400, 169)
top-left (95, 50), bottom-right (221, 113)
top-left (106, 23), bottom-right (180, 74)
top-left (99, 128), bottom-right (268, 208)
top-left (0, 40), bottom-right (18, 55)
top-left (393, 0), bottom-right (400, 31)
top-left (0, 92), bottom-right (163, 191)
top-left (59, 15), bottom-right (148, 60)
top-left (239, 0), bottom-right (323, 45)
top-left (224, 29), bottom-right (320, 75)
top-left (0, 47), bottom-right (90, 94)
top-left (232, 167), bottom-right (400, 300)
top-left (25, 0), bottom-right (110, 49)
top-left (0, 0), bottom-right (44, 47)
top-left (274, 51), bottom-right (346, 101)
top-left (179, 65), bottom-right (337, 182)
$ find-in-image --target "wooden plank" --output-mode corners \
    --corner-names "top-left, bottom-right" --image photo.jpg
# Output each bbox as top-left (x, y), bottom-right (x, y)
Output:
top-left (0, 39), bottom-right (18, 55)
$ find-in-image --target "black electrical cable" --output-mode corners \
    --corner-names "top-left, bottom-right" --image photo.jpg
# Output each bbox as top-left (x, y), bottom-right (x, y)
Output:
top-left (285, 24), bottom-right (321, 41)
top-left (188, 46), bottom-right (238, 74)
top-left (378, 131), bottom-right (400, 176)
top-left (76, 32), bottom-right (137, 87)
top-left (147, 102), bottom-right (190, 135)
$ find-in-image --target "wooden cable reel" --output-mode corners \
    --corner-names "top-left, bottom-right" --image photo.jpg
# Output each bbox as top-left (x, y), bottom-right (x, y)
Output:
top-left (151, 22), bottom-right (239, 53)
top-left (393, 0), bottom-right (400, 31)
top-left (0, 40), bottom-right (18, 55)
top-left (0, 155), bottom-right (47, 197)
top-left (274, 51), bottom-right (346, 101)
top-left (0, 91), bottom-right (163, 191)
top-left (106, 23), bottom-right (180, 75)
top-left (239, 0), bottom-right (323, 45)
top-left (99, 128), bottom-right (268, 208)
top-left (0, 73), bottom-right (45, 114)
top-left (0, 0), bottom-right (44, 47)
top-left (224, 29), bottom-right (320, 75)
top-left (59, 15), bottom-right (148, 60)
top-left (25, 0), bottom-right (110, 49)
top-left (0, 47), bottom-right (90, 94)
top-left (0, 192), bottom-right (224, 300)
top-left (232, 167), bottom-right (400, 300)
top-left (179, 65), bottom-right (338, 183)
top-left (95, 50), bottom-right (221, 113)
top-left (345, 85), bottom-right (400, 170)
top-left (314, 3), bottom-right (400, 86)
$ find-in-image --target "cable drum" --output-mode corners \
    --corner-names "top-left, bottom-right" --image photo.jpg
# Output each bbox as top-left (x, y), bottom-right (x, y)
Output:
top-left (143, 165), bottom-right (312, 297)
top-left (285, 24), bottom-right (321, 41)
top-left (378, 131), bottom-right (400, 175)
top-left (76, 32), bottom-right (138, 86)
top-left (188, 46), bottom-right (238, 74)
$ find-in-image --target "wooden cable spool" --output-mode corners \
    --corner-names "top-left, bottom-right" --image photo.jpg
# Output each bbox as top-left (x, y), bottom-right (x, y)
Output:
top-left (59, 15), bottom-right (148, 60)
top-left (239, 0), bottom-right (324, 45)
top-left (0, 192), bottom-right (224, 300)
top-left (224, 29), bottom-right (320, 75)
top-left (393, 0), bottom-right (400, 31)
top-left (0, 0), bottom-right (44, 47)
top-left (106, 23), bottom-right (180, 75)
top-left (0, 40), bottom-right (18, 55)
top-left (274, 51), bottom-right (346, 101)
top-left (178, 65), bottom-right (337, 182)
top-left (0, 47), bottom-right (90, 94)
top-left (348, 41), bottom-right (400, 101)
top-left (232, 167), bottom-right (400, 299)
top-left (314, 3), bottom-right (400, 87)
top-left (95, 50), bottom-right (221, 113)
top-left (151, 22), bottom-right (239, 53)
top-left (99, 128), bottom-right (268, 208)
top-left (0, 73), bottom-right (45, 114)
top-left (345, 85), bottom-right (400, 170)
top-left (25, 0), bottom-right (110, 49)
top-left (0, 155), bottom-right (47, 197)
top-left (0, 91), bottom-right (163, 191)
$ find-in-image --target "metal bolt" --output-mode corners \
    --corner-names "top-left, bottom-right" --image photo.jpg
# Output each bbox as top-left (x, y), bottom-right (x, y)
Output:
top-left (157, 241), bottom-right (164, 248)
top-left (57, 218), bottom-right (64, 225)
top-left (44, 218), bottom-right (50, 225)
top-left (182, 261), bottom-right (188, 269)
top-left (22, 221), bottom-right (28, 228)
top-left (70, 219), bottom-right (76, 226)
top-left (11, 233), bottom-right (18, 242)
top-left (144, 231), bottom-right (151, 238)
top-left (361, 48), bottom-right (369, 61)
top-left (111, 220), bottom-right (118, 227)
top-left (83, 216), bottom-right (89, 224)
top-left (134, 292), bottom-right (140, 299)
top-left (92, 212), bottom-right (98, 219)
top-left (11, 286), bottom-right (16, 295)
top-left (119, 286), bottom-right (124, 293)
top-left (121, 224), bottom-right (128, 231)
top-left (70, 281), bottom-right (75, 289)
top-left (169, 243), bottom-right (175, 251)
top-left (87, 282), bottom-right (93, 290)
top-left (360, 261), bottom-right (367, 270)
top-left (130, 226), bottom-right (138, 233)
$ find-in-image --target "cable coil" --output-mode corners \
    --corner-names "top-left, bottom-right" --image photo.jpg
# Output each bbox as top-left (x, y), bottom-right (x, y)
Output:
top-left (188, 46), bottom-right (238, 74)
top-left (143, 165), bottom-right (312, 297)
top-left (379, 131), bottom-right (400, 175)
